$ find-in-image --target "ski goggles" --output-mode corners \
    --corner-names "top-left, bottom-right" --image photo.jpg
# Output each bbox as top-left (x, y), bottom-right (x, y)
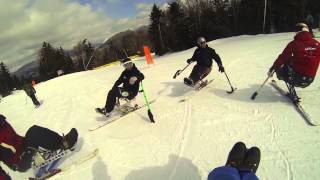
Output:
top-left (199, 41), bottom-right (206, 45)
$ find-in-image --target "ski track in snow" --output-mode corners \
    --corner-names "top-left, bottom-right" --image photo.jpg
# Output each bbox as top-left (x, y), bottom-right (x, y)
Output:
top-left (280, 150), bottom-right (293, 180)
top-left (266, 115), bottom-right (275, 143)
top-left (168, 99), bottom-right (192, 180)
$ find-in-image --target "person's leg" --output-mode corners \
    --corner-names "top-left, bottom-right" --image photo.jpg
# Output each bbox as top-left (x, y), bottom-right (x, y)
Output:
top-left (189, 65), bottom-right (204, 84)
top-left (104, 88), bottom-right (121, 113)
top-left (292, 73), bottom-right (314, 88)
top-left (184, 65), bottom-right (199, 86)
top-left (275, 65), bottom-right (290, 82)
top-left (226, 142), bottom-right (247, 169)
top-left (242, 147), bottom-right (261, 173)
top-left (18, 126), bottom-right (77, 172)
top-left (24, 125), bottom-right (63, 151)
top-left (24, 125), bottom-right (77, 151)
top-left (30, 94), bottom-right (40, 106)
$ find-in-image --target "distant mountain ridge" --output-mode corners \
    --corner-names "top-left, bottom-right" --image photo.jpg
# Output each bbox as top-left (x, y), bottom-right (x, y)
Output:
top-left (13, 25), bottom-right (151, 79)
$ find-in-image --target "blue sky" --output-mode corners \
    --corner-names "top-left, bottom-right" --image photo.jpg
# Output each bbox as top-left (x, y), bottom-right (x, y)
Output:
top-left (0, 0), bottom-right (166, 71)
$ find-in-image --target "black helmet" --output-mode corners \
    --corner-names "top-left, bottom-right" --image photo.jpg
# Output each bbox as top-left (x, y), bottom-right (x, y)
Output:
top-left (197, 37), bottom-right (206, 46)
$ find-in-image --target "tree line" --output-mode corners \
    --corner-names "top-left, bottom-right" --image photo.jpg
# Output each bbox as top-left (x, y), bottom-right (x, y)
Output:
top-left (2, 0), bottom-right (319, 97)
top-left (148, 0), bottom-right (320, 55)
top-left (0, 62), bottom-right (22, 97)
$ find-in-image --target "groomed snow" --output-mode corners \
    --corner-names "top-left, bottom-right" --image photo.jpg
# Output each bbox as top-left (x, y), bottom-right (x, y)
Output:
top-left (1, 32), bottom-right (320, 180)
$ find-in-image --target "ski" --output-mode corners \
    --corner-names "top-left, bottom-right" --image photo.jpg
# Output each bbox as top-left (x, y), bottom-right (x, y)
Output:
top-left (270, 80), bottom-right (317, 126)
top-left (91, 100), bottom-right (156, 131)
top-left (32, 148), bottom-right (71, 169)
top-left (197, 79), bottom-right (214, 91)
top-left (29, 169), bottom-right (61, 180)
top-left (29, 148), bottom-right (99, 180)
top-left (35, 158), bottom-right (60, 178)
top-left (179, 79), bottom-right (214, 102)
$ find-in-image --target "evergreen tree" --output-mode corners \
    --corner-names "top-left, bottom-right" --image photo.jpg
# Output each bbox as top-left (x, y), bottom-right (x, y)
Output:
top-left (148, 4), bottom-right (167, 55)
top-left (0, 62), bottom-right (12, 96)
top-left (39, 42), bottom-right (56, 80)
top-left (238, 0), bottom-right (265, 34)
top-left (11, 75), bottom-right (22, 90)
top-left (165, 2), bottom-right (193, 51)
top-left (39, 42), bottom-right (76, 80)
top-left (72, 39), bottom-right (94, 71)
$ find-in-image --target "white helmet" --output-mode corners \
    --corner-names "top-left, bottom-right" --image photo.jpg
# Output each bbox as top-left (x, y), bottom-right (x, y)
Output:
top-left (295, 23), bottom-right (309, 32)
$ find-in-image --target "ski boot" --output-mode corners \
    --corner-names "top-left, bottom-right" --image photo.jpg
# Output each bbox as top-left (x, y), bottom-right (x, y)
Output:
top-left (95, 108), bottom-right (112, 117)
top-left (62, 128), bottom-right (78, 151)
top-left (286, 93), bottom-right (301, 103)
top-left (242, 146), bottom-right (261, 173)
top-left (184, 77), bottom-right (194, 87)
top-left (226, 142), bottom-right (247, 168)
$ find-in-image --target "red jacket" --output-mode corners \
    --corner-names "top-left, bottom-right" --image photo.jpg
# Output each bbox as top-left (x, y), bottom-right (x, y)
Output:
top-left (0, 115), bottom-right (24, 167)
top-left (272, 31), bottom-right (320, 77)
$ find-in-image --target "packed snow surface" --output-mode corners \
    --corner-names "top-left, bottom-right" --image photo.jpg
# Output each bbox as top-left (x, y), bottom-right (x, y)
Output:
top-left (1, 32), bottom-right (320, 180)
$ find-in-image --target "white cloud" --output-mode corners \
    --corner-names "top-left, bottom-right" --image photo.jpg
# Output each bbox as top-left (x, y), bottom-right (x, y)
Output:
top-left (0, 0), bottom-right (151, 71)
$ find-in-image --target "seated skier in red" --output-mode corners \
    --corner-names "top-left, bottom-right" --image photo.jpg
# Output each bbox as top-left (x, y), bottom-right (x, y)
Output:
top-left (0, 114), bottom-right (78, 179)
top-left (268, 23), bottom-right (320, 103)
top-left (97, 57), bottom-right (144, 117)
top-left (184, 37), bottom-right (225, 88)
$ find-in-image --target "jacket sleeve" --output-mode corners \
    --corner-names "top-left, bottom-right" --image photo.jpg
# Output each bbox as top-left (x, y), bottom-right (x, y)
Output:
top-left (191, 48), bottom-right (200, 62)
top-left (272, 41), bottom-right (295, 70)
top-left (135, 69), bottom-right (144, 82)
top-left (112, 72), bottom-right (125, 89)
top-left (211, 48), bottom-right (222, 66)
top-left (0, 143), bottom-right (15, 162)
top-left (0, 166), bottom-right (11, 180)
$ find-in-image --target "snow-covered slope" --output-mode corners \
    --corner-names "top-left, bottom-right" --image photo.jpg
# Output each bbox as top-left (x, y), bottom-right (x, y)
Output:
top-left (1, 32), bottom-right (320, 180)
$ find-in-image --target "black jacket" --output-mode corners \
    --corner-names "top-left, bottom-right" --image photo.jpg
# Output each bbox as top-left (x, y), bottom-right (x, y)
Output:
top-left (112, 64), bottom-right (144, 95)
top-left (22, 84), bottom-right (36, 96)
top-left (191, 45), bottom-right (222, 68)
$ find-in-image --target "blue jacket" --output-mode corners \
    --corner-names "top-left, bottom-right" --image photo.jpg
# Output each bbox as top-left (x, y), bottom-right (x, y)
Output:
top-left (208, 166), bottom-right (259, 180)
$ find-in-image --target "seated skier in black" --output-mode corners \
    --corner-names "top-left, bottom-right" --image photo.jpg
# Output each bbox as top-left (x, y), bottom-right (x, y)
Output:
top-left (184, 37), bottom-right (225, 87)
top-left (99, 58), bottom-right (144, 116)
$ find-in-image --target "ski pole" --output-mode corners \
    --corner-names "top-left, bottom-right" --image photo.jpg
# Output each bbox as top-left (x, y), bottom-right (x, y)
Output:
top-left (223, 71), bottom-right (237, 94)
top-left (140, 81), bottom-right (155, 123)
top-left (251, 76), bottom-right (271, 100)
top-left (173, 63), bottom-right (191, 79)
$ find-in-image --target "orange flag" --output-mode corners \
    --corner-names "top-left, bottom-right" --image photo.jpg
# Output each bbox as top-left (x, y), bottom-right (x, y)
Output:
top-left (143, 46), bottom-right (154, 65)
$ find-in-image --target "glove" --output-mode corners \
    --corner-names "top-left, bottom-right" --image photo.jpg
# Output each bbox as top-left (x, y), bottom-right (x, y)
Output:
top-left (218, 65), bottom-right (225, 73)
top-left (17, 148), bottom-right (36, 172)
top-left (129, 76), bottom-right (138, 85)
top-left (187, 59), bottom-right (193, 64)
